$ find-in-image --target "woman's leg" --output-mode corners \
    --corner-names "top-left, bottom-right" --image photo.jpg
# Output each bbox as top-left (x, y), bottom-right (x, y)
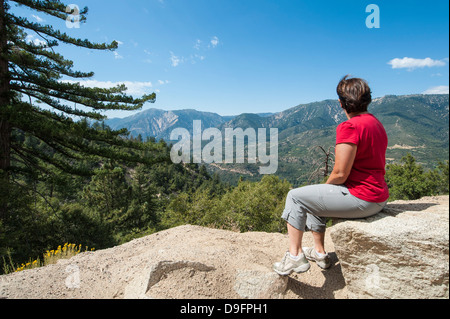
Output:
top-left (286, 222), bottom-right (325, 256)
top-left (287, 222), bottom-right (304, 256)
top-left (311, 231), bottom-right (326, 254)
top-left (281, 185), bottom-right (330, 254)
top-left (278, 184), bottom-right (386, 269)
top-left (273, 185), bottom-right (327, 275)
top-left (273, 222), bottom-right (310, 275)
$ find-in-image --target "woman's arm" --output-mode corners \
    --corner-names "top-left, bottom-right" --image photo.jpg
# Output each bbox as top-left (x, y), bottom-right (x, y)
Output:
top-left (326, 143), bottom-right (357, 185)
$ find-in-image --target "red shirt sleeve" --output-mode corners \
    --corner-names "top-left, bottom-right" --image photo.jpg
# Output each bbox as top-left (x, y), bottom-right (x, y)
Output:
top-left (336, 121), bottom-right (359, 146)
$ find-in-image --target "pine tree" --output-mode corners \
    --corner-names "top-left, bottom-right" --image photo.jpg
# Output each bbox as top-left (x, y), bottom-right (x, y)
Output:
top-left (0, 1), bottom-right (163, 218)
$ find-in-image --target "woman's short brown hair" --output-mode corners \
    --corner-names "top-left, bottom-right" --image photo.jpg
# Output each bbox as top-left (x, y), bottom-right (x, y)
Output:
top-left (336, 75), bottom-right (372, 113)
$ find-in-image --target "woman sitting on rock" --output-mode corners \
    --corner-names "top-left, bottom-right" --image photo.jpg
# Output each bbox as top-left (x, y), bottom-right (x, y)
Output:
top-left (273, 75), bottom-right (390, 275)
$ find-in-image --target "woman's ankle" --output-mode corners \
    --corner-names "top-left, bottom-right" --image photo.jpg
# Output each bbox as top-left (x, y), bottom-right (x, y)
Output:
top-left (314, 246), bottom-right (326, 255)
top-left (289, 248), bottom-right (303, 257)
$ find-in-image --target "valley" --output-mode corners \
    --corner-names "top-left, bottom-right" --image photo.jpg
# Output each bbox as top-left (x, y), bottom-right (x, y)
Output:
top-left (106, 94), bottom-right (449, 186)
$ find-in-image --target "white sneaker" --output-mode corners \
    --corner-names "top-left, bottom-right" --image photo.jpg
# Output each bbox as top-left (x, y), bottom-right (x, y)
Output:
top-left (273, 252), bottom-right (311, 276)
top-left (303, 247), bottom-right (331, 269)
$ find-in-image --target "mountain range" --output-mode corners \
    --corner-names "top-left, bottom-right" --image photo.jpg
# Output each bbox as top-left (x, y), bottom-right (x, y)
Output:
top-left (106, 94), bottom-right (449, 186)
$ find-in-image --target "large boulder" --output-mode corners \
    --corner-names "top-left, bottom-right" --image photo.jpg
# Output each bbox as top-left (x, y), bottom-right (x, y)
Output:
top-left (330, 196), bottom-right (449, 299)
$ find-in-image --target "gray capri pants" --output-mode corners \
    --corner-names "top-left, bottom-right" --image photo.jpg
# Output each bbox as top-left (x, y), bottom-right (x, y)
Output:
top-left (282, 184), bottom-right (387, 233)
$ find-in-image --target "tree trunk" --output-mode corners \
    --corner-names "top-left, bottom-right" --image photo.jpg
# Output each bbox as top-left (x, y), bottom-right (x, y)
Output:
top-left (0, 0), bottom-right (11, 219)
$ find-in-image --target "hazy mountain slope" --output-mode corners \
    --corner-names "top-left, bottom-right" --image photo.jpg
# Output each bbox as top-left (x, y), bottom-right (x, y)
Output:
top-left (371, 95), bottom-right (449, 146)
top-left (209, 94), bottom-right (449, 185)
top-left (105, 94), bottom-right (449, 186)
top-left (106, 108), bottom-right (228, 140)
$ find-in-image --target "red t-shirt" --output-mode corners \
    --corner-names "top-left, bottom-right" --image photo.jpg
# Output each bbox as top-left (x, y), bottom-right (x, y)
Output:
top-left (335, 113), bottom-right (389, 202)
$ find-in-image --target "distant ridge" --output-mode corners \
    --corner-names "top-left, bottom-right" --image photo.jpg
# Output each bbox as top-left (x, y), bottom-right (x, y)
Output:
top-left (107, 108), bottom-right (229, 140)
top-left (105, 94), bottom-right (449, 186)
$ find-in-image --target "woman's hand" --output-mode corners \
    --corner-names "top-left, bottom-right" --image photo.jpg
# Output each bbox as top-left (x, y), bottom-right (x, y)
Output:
top-left (326, 143), bottom-right (357, 185)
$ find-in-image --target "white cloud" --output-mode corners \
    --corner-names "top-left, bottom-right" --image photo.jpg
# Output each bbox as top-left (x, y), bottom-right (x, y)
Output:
top-left (170, 51), bottom-right (183, 67)
top-left (143, 49), bottom-right (152, 63)
top-left (422, 85), bottom-right (449, 95)
top-left (25, 34), bottom-right (47, 47)
top-left (194, 39), bottom-right (202, 50)
top-left (189, 54), bottom-right (205, 64)
top-left (62, 80), bottom-right (153, 96)
top-left (210, 36), bottom-right (219, 48)
top-left (32, 14), bottom-right (44, 22)
top-left (112, 40), bottom-right (124, 59)
top-left (388, 57), bottom-right (447, 70)
top-left (158, 80), bottom-right (169, 85)
top-left (170, 36), bottom-right (219, 67)
top-left (155, 0), bottom-right (165, 8)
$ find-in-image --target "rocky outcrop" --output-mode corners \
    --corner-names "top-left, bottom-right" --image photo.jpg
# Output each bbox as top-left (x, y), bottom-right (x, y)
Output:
top-left (330, 196), bottom-right (449, 299)
top-left (1, 196), bottom-right (447, 299)
top-left (0, 225), bottom-right (347, 299)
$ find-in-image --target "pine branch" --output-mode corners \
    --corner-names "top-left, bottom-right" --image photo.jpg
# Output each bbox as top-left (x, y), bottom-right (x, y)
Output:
top-left (9, 46), bottom-right (93, 78)
top-left (10, 71), bottom-right (155, 109)
top-left (10, 143), bottom-right (51, 176)
top-left (7, 13), bottom-right (117, 50)
top-left (11, 0), bottom-right (88, 22)
top-left (9, 31), bottom-right (74, 67)
top-left (1, 0), bottom-right (165, 186)
top-left (13, 86), bottom-right (107, 120)
top-left (13, 142), bottom-right (91, 176)
top-left (10, 103), bottom-right (166, 168)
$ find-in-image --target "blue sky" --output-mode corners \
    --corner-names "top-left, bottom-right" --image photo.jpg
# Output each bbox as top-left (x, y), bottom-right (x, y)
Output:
top-left (12, 0), bottom-right (450, 118)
